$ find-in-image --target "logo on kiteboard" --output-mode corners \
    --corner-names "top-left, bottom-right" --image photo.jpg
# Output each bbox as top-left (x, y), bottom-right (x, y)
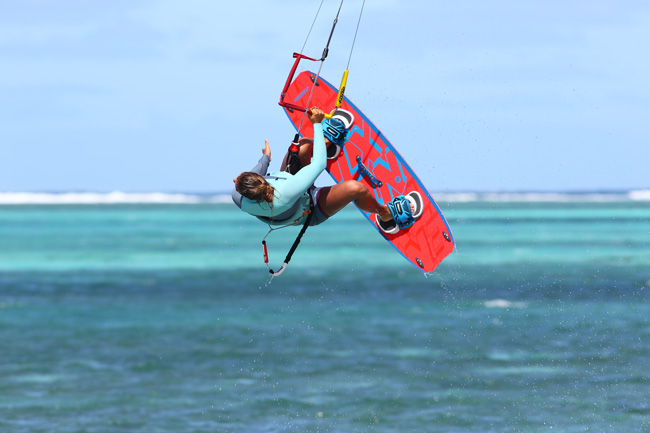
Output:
top-left (294, 86), bottom-right (310, 103)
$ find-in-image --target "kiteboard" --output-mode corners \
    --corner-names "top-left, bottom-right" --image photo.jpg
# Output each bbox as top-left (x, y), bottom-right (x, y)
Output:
top-left (281, 71), bottom-right (455, 273)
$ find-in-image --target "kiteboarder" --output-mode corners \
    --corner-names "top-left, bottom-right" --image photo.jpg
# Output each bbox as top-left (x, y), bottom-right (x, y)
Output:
top-left (232, 107), bottom-right (421, 234)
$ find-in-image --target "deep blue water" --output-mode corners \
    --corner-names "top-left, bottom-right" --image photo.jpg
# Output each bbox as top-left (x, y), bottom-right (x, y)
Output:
top-left (1, 200), bottom-right (649, 432)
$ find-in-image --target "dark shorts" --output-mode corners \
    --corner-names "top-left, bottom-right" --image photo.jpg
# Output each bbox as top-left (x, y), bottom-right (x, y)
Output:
top-left (309, 186), bottom-right (331, 226)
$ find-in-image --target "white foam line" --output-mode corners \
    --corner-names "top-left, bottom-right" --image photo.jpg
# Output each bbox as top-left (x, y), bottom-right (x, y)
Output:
top-left (2, 190), bottom-right (649, 204)
top-left (629, 190), bottom-right (650, 201)
top-left (433, 190), bottom-right (650, 203)
top-left (484, 299), bottom-right (527, 309)
top-left (0, 192), bottom-right (233, 205)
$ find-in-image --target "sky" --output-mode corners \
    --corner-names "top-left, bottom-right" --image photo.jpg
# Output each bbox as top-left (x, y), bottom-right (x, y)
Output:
top-left (1, 0), bottom-right (649, 193)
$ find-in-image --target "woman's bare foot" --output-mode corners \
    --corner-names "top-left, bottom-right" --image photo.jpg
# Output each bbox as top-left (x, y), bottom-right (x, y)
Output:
top-left (378, 206), bottom-right (392, 222)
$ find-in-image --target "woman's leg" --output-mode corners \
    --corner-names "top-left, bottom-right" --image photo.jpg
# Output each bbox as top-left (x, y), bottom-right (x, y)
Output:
top-left (280, 138), bottom-right (314, 174)
top-left (317, 180), bottom-right (393, 221)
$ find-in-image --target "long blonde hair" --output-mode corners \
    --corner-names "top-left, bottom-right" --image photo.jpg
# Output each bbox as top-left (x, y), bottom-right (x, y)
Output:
top-left (235, 172), bottom-right (275, 204)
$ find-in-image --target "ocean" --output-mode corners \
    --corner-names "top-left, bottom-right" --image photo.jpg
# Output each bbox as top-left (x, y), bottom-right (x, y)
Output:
top-left (1, 192), bottom-right (649, 433)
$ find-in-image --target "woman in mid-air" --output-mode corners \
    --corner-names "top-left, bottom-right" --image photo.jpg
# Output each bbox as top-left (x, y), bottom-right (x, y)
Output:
top-left (232, 107), bottom-right (422, 234)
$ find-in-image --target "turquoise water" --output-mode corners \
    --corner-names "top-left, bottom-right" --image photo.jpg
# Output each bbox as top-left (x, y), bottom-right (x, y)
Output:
top-left (1, 200), bottom-right (649, 432)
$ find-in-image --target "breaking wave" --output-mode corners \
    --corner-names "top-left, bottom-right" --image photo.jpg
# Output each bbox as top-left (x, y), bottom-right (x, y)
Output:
top-left (1, 190), bottom-right (648, 204)
top-left (0, 192), bottom-right (232, 204)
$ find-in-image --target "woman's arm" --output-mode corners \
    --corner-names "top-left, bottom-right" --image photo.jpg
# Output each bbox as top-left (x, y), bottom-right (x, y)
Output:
top-left (274, 109), bottom-right (327, 204)
top-left (232, 141), bottom-right (272, 208)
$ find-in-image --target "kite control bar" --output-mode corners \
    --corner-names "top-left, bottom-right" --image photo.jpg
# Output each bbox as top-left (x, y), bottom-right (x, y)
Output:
top-left (278, 0), bottom-right (360, 120)
top-left (278, 54), bottom-right (350, 119)
top-left (278, 0), bottom-right (341, 110)
top-left (278, 53), bottom-right (320, 113)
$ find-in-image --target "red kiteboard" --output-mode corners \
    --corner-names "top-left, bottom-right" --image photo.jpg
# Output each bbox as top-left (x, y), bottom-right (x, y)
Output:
top-left (281, 71), bottom-right (455, 273)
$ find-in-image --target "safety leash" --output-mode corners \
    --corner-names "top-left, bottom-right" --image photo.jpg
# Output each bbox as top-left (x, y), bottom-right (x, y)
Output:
top-left (262, 189), bottom-right (314, 276)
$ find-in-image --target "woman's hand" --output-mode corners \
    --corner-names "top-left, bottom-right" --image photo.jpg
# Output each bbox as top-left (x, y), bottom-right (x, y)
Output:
top-left (308, 107), bottom-right (325, 124)
top-left (262, 139), bottom-right (271, 161)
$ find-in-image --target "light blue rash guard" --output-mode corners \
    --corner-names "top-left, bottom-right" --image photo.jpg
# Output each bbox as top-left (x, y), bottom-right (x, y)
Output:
top-left (232, 123), bottom-right (326, 226)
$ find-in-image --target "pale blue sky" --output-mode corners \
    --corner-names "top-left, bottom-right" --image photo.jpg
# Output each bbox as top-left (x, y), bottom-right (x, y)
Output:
top-left (1, 0), bottom-right (649, 193)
